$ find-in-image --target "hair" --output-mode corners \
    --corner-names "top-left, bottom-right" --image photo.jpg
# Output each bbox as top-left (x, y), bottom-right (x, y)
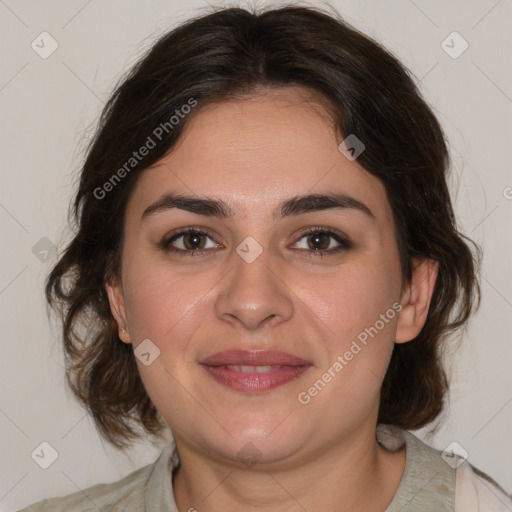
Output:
top-left (46, 4), bottom-right (480, 449)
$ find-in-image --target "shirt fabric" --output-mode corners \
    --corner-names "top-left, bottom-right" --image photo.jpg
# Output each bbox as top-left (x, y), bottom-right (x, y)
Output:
top-left (18, 426), bottom-right (512, 511)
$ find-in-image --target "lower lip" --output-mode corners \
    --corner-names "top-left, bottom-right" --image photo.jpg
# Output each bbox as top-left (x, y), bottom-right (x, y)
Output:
top-left (200, 365), bottom-right (311, 393)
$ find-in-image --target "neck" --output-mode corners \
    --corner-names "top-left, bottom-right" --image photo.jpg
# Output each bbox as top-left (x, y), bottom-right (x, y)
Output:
top-left (172, 426), bottom-right (406, 512)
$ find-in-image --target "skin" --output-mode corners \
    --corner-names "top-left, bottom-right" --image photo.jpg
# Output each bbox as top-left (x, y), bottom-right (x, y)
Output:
top-left (106, 86), bottom-right (438, 512)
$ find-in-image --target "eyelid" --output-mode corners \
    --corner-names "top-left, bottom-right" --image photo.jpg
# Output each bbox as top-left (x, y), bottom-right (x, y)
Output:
top-left (294, 225), bottom-right (349, 240)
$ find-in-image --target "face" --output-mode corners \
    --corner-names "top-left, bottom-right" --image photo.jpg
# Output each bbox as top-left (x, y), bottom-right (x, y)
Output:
top-left (107, 87), bottom-right (432, 468)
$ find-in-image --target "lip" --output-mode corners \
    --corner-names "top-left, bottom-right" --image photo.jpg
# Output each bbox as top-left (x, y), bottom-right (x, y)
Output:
top-left (200, 349), bottom-right (310, 367)
top-left (199, 350), bottom-right (312, 393)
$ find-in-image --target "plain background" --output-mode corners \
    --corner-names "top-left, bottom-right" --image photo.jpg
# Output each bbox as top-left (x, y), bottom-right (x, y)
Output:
top-left (0, 0), bottom-right (511, 510)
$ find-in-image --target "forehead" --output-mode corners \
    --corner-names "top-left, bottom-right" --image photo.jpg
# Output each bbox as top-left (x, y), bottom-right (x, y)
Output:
top-left (126, 87), bottom-right (393, 225)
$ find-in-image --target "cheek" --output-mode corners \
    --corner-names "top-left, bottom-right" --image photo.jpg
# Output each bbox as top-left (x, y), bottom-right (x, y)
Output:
top-left (123, 260), bottom-right (214, 349)
top-left (122, 265), bottom-right (211, 411)
top-left (299, 257), bottom-right (401, 343)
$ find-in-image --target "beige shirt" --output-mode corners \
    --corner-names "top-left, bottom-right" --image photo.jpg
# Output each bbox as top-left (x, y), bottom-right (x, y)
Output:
top-left (18, 428), bottom-right (512, 511)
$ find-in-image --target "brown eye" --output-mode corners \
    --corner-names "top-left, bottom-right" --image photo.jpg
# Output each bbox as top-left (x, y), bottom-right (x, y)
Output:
top-left (292, 227), bottom-right (351, 256)
top-left (305, 232), bottom-right (332, 251)
top-left (162, 229), bottom-right (219, 254)
top-left (181, 232), bottom-right (207, 250)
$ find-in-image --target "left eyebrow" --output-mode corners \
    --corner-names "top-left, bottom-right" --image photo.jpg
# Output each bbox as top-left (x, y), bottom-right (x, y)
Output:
top-left (279, 193), bottom-right (374, 220)
top-left (141, 192), bottom-right (374, 221)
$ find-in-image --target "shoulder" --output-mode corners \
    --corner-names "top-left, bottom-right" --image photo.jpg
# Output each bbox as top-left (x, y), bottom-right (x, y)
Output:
top-left (378, 425), bottom-right (512, 512)
top-left (455, 460), bottom-right (512, 512)
top-left (17, 458), bottom-right (154, 512)
top-left (400, 428), bottom-right (512, 511)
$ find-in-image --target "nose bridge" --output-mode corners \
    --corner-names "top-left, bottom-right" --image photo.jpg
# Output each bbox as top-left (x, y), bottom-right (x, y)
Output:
top-left (214, 241), bottom-right (294, 330)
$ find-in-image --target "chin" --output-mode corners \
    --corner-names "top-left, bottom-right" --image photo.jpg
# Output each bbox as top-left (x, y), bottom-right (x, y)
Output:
top-left (205, 416), bottom-right (311, 468)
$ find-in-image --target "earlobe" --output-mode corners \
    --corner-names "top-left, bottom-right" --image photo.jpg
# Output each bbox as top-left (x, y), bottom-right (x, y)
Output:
top-left (105, 278), bottom-right (132, 344)
top-left (395, 258), bottom-right (438, 344)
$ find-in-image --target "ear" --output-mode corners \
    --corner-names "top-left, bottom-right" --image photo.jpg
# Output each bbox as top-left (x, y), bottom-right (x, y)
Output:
top-left (105, 276), bottom-right (132, 344)
top-left (396, 258), bottom-right (438, 344)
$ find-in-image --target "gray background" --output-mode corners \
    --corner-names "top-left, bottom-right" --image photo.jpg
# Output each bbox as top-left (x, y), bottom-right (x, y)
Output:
top-left (0, 0), bottom-right (511, 510)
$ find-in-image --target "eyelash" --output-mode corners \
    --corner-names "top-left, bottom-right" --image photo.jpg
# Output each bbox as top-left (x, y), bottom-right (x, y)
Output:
top-left (160, 226), bottom-right (351, 258)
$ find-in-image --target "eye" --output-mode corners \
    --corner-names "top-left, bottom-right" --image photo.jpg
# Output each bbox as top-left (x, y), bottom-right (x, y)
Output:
top-left (160, 226), bottom-right (351, 257)
top-left (292, 227), bottom-right (351, 256)
top-left (161, 228), bottom-right (220, 255)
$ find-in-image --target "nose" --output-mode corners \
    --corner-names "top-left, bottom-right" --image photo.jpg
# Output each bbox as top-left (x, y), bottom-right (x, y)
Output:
top-left (214, 246), bottom-right (294, 331)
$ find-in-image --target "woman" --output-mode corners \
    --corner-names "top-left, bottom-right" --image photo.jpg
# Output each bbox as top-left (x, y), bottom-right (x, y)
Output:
top-left (19, 4), bottom-right (511, 511)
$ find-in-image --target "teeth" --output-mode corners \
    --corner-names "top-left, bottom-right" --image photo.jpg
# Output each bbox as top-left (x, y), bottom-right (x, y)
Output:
top-left (227, 365), bottom-right (276, 373)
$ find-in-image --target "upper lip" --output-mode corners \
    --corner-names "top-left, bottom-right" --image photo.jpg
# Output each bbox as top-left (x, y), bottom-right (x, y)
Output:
top-left (199, 350), bottom-right (311, 367)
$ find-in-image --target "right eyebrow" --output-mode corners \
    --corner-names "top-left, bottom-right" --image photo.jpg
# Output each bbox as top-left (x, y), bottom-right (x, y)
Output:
top-left (142, 193), bottom-right (232, 220)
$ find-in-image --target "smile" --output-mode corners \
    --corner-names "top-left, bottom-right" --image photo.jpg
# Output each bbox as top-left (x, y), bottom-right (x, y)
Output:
top-left (199, 350), bottom-right (312, 393)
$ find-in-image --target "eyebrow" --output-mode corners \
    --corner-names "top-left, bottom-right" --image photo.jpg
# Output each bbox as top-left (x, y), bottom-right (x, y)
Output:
top-left (141, 192), bottom-right (374, 221)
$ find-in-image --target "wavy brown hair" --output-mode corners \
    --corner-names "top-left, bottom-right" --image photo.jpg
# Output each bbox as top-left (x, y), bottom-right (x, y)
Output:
top-left (46, 4), bottom-right (481, 449)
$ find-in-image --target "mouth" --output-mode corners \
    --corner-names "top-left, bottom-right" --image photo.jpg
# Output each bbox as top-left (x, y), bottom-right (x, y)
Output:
top-left (199, 350), bottom-right (312, 393)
